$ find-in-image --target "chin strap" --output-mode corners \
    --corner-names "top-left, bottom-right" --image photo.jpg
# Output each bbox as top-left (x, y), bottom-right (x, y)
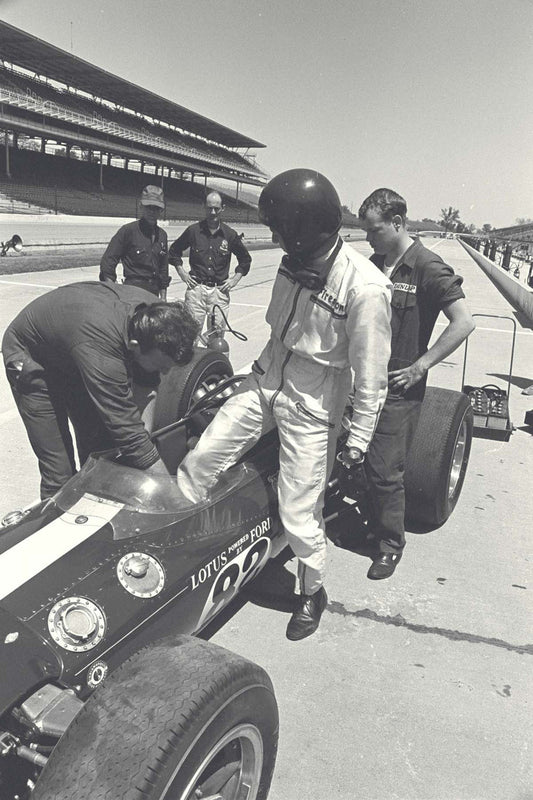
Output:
top-left (282, 237), bottom-right (343, 291)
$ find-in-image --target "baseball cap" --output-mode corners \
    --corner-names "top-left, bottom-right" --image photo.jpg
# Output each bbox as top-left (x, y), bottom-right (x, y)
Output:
top-left (140, 185), bottom-right (165, 208)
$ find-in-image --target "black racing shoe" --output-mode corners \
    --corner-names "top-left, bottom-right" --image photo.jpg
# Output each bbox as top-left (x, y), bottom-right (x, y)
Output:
top-left (286, 586), bottom-right (328, 641)
top-left (367, 552), bottom-right (402, 580)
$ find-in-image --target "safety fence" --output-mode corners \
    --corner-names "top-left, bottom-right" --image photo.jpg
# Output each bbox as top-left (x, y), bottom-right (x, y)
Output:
top-left (460, 235), bottom-right (533, 287)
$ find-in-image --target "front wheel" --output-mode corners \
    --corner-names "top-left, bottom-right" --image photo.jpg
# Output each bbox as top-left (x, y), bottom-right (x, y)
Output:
top-left (152, 348), bottom-right (233, 430)
top-left (33, 636), bottom-right (278, 800)
top-left (404, 387), bottom-right (473, 527)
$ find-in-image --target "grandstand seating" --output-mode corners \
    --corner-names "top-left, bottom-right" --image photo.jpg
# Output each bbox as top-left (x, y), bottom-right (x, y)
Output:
top-left (0, 67), bottom-right (263, 177)
top-left (0, 148), bottom-right (259, 220)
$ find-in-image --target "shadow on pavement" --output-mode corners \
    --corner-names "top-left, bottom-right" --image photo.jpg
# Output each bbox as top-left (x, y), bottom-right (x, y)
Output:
top-left (488, 372), bottom-right (533, 391)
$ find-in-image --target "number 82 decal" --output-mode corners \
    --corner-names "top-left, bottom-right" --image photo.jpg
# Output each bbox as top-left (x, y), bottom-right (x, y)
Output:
top-left (196, 536), bottom-right (271, 630)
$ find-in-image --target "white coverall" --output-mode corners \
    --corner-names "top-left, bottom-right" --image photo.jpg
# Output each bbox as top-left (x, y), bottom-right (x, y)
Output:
top-left (177, 240), bottom-right (392, 594)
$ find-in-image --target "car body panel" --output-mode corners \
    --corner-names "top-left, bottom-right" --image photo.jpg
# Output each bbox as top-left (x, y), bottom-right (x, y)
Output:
top-left (0, 426), bottom-right (282, 714)
top-left (0, 606), bottom-right (62, 717)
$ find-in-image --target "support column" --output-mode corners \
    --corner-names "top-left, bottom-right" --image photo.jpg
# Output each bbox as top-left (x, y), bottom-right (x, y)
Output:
top-left (99, 159), bottom-right (104, 191)
top-left (41, 137), bottom-right (46, 154)
top-left (5, 131), bottom-right (11, 179)
top-left (235, 181), bottom-right (240, 203)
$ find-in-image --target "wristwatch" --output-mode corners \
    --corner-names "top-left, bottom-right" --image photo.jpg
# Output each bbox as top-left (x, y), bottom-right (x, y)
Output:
top-left (339, 446), bottom-right (365, 468)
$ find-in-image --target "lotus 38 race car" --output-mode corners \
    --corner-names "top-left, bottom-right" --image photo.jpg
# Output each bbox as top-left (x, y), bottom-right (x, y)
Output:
top-left (0, 350), bottom-right (473, 800)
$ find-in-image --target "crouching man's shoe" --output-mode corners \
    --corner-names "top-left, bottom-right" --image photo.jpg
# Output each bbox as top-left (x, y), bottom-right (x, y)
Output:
top-left (286, 586), bottom-right (328, 641)
top-left (367, 552), bottom-right (402, 580)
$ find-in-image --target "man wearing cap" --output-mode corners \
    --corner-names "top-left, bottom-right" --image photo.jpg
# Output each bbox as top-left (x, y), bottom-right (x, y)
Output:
top-left (100, 185), bottom-right (171, 297)
top-left (169, 192), bottom-right (251, 336)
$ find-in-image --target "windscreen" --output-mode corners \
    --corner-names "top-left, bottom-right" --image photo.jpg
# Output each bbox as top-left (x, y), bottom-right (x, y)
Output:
top-left (53, 452), bottom-right (256, 539)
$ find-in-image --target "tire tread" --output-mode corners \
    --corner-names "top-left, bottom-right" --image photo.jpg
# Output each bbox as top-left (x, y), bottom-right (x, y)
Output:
top-left (34, 636), bottom-right (277, 800)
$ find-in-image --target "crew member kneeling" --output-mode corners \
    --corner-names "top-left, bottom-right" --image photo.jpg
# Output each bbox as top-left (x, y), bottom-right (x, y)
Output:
top-left (177, 169), bottom-right (392, 640)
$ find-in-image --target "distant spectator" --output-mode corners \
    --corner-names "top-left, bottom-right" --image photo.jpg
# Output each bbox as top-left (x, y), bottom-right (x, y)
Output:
top-left (169, 192), bottom-right (251, 338)
top-left (100, 185), bottom-right (170, 297)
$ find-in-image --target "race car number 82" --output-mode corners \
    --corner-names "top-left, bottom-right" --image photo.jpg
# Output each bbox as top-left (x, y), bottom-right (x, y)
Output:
top-left (196, 536), bottom-right (271, 630)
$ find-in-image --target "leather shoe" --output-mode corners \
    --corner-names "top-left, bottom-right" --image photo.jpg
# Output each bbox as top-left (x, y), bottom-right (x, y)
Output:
top-left (286, 587), bottom-right (328, 641)
top-left (367, 552), bottom-right (402, 580)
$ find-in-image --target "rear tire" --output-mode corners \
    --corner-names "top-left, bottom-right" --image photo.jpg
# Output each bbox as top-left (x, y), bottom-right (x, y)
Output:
top-left (34, 635), bottom-right (278, 800)
top-left (405, 387), bottom-right (473, 527)
top-left (152, 348), bottom-right (233, 430)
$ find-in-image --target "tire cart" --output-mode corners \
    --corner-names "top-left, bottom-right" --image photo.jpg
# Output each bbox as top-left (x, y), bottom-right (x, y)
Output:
top-left (461, 313), bottom-right (516, 441)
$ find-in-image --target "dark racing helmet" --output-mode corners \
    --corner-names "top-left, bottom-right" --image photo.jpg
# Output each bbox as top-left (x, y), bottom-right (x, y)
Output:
top-left (258, 169), bottom-right (342, 256)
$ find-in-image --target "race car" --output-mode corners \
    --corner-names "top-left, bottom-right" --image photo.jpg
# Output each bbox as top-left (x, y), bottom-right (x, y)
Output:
top-left (0, 350), bottom-right (473, 800)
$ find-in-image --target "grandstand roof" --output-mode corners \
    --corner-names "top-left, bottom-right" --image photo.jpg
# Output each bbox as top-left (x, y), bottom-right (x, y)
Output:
top-left (490, 221), bottom-right (533, 243)
top-left (0, 21), bottom-right (265, 149)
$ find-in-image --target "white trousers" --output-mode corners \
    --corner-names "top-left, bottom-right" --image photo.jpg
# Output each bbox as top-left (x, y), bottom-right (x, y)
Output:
top-left (177, 368), bottom-right (348, 594)
top-left (184, 284), bottom-right (230, 335)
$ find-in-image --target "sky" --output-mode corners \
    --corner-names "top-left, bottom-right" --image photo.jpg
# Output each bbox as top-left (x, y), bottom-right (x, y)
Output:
top-left (0, 0), bottom-right (532, 228)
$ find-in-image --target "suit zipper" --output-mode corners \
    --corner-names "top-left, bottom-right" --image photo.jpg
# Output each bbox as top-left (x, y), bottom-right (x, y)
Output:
top-left (268, 285), bottom-right (302, 412)
top-left (269, 349), bottom-right (292, 412)
top-left (295, 401), bottom-right (334, 428)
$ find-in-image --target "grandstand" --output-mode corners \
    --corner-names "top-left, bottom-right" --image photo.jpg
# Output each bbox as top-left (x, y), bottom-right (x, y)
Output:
top-left (489, 222), bottom-right (533, 247)
top-left (0, 21), bottom-right (267, 220)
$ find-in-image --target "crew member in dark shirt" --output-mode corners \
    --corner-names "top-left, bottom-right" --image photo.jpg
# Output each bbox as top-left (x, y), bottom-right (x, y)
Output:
top-left (169, 191), bottom-right (251, 338)
top-left (2, 283), bottom-right (198, 498)
top-left (358, 188), bottom-right (475, 579)
top-left (100, 185), bottom-right (170, 297)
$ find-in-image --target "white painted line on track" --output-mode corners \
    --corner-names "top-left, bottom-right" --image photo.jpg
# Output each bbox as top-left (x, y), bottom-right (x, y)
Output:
top-left (434, 321), bottom-right (531, 335)
top-left (231, 301), bottom-right (268, 309)
top-left (0, 279), bottom-right (55, 288)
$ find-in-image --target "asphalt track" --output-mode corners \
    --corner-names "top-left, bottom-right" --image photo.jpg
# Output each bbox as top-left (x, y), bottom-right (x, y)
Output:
top-left (0, 235), bottom-right (531, 800)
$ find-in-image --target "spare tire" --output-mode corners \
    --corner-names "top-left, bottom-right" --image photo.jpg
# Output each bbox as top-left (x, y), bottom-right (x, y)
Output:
top-left (404, 387), bottom-right (473, 527)
top-left (152, 348), bottom-right (233, 430)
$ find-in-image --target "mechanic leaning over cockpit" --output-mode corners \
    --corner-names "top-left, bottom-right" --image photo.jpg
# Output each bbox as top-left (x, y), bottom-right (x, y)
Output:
top-left (2, 283), bottom-right (198, 499)
top-left (177, 169), bottom-right (393, 641)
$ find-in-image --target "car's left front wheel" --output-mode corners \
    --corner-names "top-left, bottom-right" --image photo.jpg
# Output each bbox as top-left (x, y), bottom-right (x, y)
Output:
top-left (32, 635), bottom-right (278, 800)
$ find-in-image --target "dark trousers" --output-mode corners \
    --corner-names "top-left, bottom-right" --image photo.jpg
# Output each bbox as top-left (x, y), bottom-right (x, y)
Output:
top-left (10, 370), bottom-right (112, 499)
top-left (365, 395), bottom-right (422, 554)
top-left (124, 277), bottom-right (159, 296)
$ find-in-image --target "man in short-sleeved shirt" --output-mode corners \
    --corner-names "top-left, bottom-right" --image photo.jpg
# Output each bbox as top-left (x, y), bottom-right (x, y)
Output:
top-left (169, 192), bottom-right (251, 338)
top-left (358, 188), bottom-right (475, 579)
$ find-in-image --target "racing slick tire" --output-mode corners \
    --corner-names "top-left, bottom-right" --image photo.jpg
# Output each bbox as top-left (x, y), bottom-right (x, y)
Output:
top-left (404, 387), bottom-right (473, 527)
top-left (152, 348), bottom-right (233, 429)
top-left (33, 635), bottom-right (279, 800)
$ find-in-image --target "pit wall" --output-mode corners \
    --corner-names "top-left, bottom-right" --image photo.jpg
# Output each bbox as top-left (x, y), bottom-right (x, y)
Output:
top-left (459, 240), bottom-right (533, 324)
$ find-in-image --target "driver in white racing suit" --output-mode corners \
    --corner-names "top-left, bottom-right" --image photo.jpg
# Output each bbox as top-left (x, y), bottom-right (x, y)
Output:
top-left (177, 169), bottom-right (392, 640)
